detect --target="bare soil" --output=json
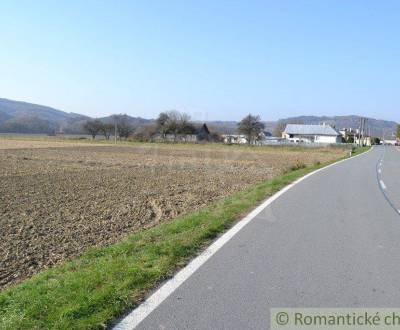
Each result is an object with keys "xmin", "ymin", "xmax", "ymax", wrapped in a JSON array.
[{"xmin": 0, "ymin": 139, "xmax": 347, "ymax": 289}]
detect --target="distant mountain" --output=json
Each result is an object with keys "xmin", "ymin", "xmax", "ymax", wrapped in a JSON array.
[
  {"xmin": 0, "ymin": 98, "xmax": 149, "ymax": 134},
  {"xmin": 99, "ymin": 114, "xmax": 151, "ymax": 128},
  {"xmin": 276, "ymin": 115, "xmax": 398, "ymax": 138},
  {"xmin": 0, "ymin": 98, "xmax": 87, "ymax": 123},
  {"xmin": 0, "ymin": 98, "xmax": 89, "ymax": 134},
  {"xmin": 1, "ymin": 98, "xmax": 397, "ymax": 137}
]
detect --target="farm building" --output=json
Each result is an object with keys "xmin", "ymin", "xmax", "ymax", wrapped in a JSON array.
[{"xmin": 282, "ymin": 123, "xmax": 342, "ymax": 144}]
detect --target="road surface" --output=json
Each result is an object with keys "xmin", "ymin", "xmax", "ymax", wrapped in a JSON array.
[{"xmin": 119, "ymin": 146, "xmax": 400, "ymax": 329}]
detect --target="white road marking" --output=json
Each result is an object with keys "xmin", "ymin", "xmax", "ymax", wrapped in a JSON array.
[
  {"xmin": 113, "ymin": 148, "xmax": 373, "ymax": 330},
  {"xmin": 378, "ymin": 169, "xmax": 382, "ymax": 174},
  {"xmin": 380, "ymin": 180, "xmax": 387, "ymax": 190}
]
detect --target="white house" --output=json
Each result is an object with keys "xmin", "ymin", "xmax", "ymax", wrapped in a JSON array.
[
  {"xmin": 382, "ymin": 139, "xmax": 398, "ymax": 146},
  {"xmin": 282, "ymin": 124, "xmax": 342, "ymax": 144}
]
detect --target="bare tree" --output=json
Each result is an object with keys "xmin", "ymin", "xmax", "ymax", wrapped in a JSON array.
[
  {"xmin": 100, "ymin": 123, "xmax": 114, "ymax": 140},
  {"xmin": 117, "ymin": 121, "xmax": 134, "ymax": 140},
  {"xmin": 165, "ymin": 110, "xmax": 181, "ymax": 141},
  {"xmin": 84, "ymin": 120, "xmax": 103, "ymax": 139},
  {"xmin": 177, "ymin": 113, "xmax": 196, "ymax": 139},
  {"xmin": 273, "ymin": 119, "xmax": 304, "ymax": 137},
  {"xmin": 156, "ymin": 112, "xmax": 170, "ymax": 141},
  {"xmin": 133, "ymin": 123, "xmax": 158, "ymax": 142},
  {"xmin": 155, "ymin": 110, "xmax": 196, "ymax": 142},
  {"xmin": 273, "ymin": 121, "xmax": 286, "ymax": 137},
  {"xmin": 110, "ymin": 115, "xmax": 135, "ymax": 140},
  {"xmin": 237, "ymin": 114, "xmax": 265, "ymax": 144}
]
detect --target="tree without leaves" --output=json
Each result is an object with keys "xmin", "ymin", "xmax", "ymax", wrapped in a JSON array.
[
  {"xmin": 111, "ymin": 114, "xmax": 134, "ymax": 140},
  {"xmin": 155, "ymin": 110, "xmax": 197, "ymax": 142},
  {"xmin": 157, "ymin": 110, "xmax": 194, "ymax": 142},
  {"xmin": 100, "ymin": 123, "xmax": 114, "ymax": 140},
  {"xmin": 272, "ymin": 121, "xmax": 286, "ymax": 137},
  {"xmin": 84, "ymin": 120, "xmax": 103, "ymax": 139},
  {"xmin": 132, "ymin": 123, "xmax": 158, "ymax": 142},
  {"xmin": 117, "ymin": 121, "xmax": 134, "ymax": 140},
  {"xmin": 273, "ymin": 119, "xmax": 305, "ymax": 138},
  {"xmin": 165, "ymin": 110, "xmax": 180, "ymax": 140},
  {"xmin": 237, "ymin": 114, "xmax": 265, "ymax": 144},
  {"xmin": 156, "ymin": 112, "xmax": 170, "ymax": 141},
  {"xmin": 177, "ymin": 113, "xmax": 195, "ymax": 135}
]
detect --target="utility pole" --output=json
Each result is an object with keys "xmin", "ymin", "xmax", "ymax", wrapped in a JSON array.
[
  {"xmin": 114, "ymin": 116, "xmax": 117, "ymax": 145},
  {"xmin": 361, "ymin": 117, "xmax": 366, "ymax": 146},
  {"xmin": 382, "ymin": 128, "xmax": 385, "ymax": 145},
  {"xmin": 363, "ymin": 118, "xmax": 367, "ymax": 146}
]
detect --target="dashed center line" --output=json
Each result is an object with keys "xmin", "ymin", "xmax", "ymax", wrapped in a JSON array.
[{"xmin": 380, "ymin": 180, "xmax": 387, "ymax": 190}]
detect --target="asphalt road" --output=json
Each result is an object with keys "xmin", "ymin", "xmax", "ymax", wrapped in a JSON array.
[{"xmin": 130, "ymin": 146, "xmax": 400, "ymax": 329}]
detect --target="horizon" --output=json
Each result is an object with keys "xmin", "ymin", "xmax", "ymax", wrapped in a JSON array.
[
  {"xmin": 2, "ymin": 96, "xmax": 399, "ymax": 124},
  {"xmin": 2, "ymin": 1, "xmax": 400, "ymax": 122}
]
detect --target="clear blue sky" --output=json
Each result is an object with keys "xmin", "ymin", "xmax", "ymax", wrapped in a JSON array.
[{"xmin": 1, "ymin": 0, "xmax": 399, "ymax": 122}]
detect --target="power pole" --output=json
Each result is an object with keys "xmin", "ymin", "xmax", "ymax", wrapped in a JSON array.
[
  {"xmin": 363, "ymin": 118, "xmax": 367, "ymax": 146},
  {"xmin": 382, "ymin": 128, "xmax": 385, "ymax": 145},
  {"xmin": 362, "ymin": 117, "xmax": 367, "ymax": 146},
  {"xmin": 114, "ymin": 116, "xmax": 117, "ymax": 145}
]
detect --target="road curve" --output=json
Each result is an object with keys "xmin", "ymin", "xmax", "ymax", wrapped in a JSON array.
[{"xmin": 123, "ymin": 146, "xmax": 400, "ymax": 330}]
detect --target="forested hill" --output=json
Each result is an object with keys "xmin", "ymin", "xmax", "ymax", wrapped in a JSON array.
[
  {"xmin": 0, "ymin": 98, "xmax": 397, "ymax": 136},
  {"xmin": 277, "ymin": 115, "xmax": 398, "ymax": 137},
  {"xmin": 0, "ymin": 98, "xmax": 149, "ymax": 134}
]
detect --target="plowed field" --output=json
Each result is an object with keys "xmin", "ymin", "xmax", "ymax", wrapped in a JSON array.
[{"xmin": 0, "ymin": 139, "xmax": 347, "ymax": 288}]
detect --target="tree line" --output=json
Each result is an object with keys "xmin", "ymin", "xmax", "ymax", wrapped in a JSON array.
[
  {"xmin": 84, "ymin": 111, "xmax": 266, "ymax": 144},
  {"xmin": 83, "ymin": 117, "xmax": 133, "ymax": 140}
]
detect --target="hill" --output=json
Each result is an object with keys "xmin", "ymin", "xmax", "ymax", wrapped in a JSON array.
[
  {"xmin": 0, "ymin": 98, "xmax": 89, "ymax": 134},
  {"xmin": 98, "ymin": 114, "xmax": 151, "ymax": 128},
  {"xmin": 276, "ymin": 115, "xmax": 398, "ymax": 137},
  {"xmin": 0, "ymin": 98, "xmax": 149, "ymax": 134},
  {"xmin": 0, "ymin": 98, "xmax": 397, "ymax": 137}
]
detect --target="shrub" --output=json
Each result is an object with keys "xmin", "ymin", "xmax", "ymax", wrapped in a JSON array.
[{"xmin": 283, "ymin": 160, "xmax": 307, "ymax": 174}]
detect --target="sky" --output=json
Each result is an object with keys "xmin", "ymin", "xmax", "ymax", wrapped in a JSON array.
[{"xmin": 1, "ymin": 0, "xmax": 400, "ymax": 122}]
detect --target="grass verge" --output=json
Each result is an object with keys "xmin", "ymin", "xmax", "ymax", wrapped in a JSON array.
[
  {"xmin": 351, "ymin": 146, "xmax": 371, "ymax": 156},
  {"xmin": 0, "ymin": 148, "xmax": 369, "ymax": 329}
]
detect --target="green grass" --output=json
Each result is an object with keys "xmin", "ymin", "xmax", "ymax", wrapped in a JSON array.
[
  {"xmin": 351, "ymin": 145, "xmax": 371, "ymax": 156},
  {"xmin": 0, "ymin": 148, "xmax": 369, "ymax": 330}
]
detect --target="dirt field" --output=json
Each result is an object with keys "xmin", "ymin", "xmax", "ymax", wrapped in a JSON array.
[{"xmin": 0, "ymin": 139, "xmax": 348, "ymax": 289}]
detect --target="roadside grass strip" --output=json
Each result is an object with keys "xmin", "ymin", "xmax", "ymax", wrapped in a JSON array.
[{"xmin": 0, "ymin": 147, "xmax": 369, "ymax": 330}]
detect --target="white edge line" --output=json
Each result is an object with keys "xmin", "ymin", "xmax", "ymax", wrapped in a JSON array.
[
  {"xmin": 380, "ymin": 180, "xmax": 387, "ymax": 190},
  {"xmin": 113, "ymin": 147, "xmax": 373, "ymax": 330}
]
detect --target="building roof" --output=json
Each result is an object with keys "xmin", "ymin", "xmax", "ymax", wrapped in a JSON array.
[{"xmin": 284, "ymin": 124, "xmax": 340, "ymax": 136}]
